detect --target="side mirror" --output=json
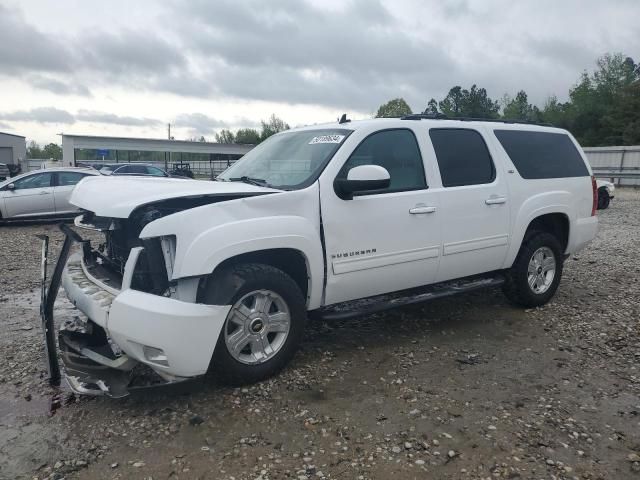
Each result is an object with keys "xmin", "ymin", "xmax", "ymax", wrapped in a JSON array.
[
  {"xmin": 334, "ymin": 165, "xmax": 390, "ymax": 200},
  {"xmin": 6, "ymin": 183, "xmax": 15, "ymax": 191}
]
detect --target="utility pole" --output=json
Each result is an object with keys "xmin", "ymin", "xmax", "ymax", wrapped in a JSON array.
[{"xmin": 168, "ymin": 123, "xmax": 171, "ymax": 140}]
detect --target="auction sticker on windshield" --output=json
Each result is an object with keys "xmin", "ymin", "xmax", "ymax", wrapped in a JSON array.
[{"xmin": 309, "ymin": 135, "xmax": 345, "ymax": 144}]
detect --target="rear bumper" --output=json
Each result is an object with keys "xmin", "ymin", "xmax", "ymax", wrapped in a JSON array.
[{"xmin": 568, "ymin": 216, "xmax": 598, "ymax": 254}]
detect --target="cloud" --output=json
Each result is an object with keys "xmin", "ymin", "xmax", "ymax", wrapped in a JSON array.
[
  {"xmin": 0, "ymin": 108, "xmax": 162, "ymax": 127},
  {"xmin": 0, "ymin": 4, "xmax": 72, "ymax": 73},
  {"xmin": 173, "ymin": 113, "xmax": 228, "ymax": 132},
  {"xmin": 76, "ymin": 110, "xmax": 161, "ymax": 126},
  {"xmin": 27, "ymin": 75, "xmax": 91, "ymax": 96},
  {"xmin": 1, "ymin": 0, "xmax": 640, "ymax": 125},
  {"xmin": 80, "ymin": 29, "xmax": 185, "ymax": 75},
  {"xmin": 0, "ymin": 107, "xmax": 75, "ymax": 124},
  {"xmin": 174, "ymin": 0, "xmax": 455, "ymax": 109}
]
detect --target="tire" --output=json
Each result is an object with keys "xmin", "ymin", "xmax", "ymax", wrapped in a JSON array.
[
  {"xmin": 202, "ymin": 263, "xmax": 307, "ymax": 385},
  {"xmin": 597, "ymin": 188, "xmax": 610, "ymax": 210},
  {"xmin": 502, "ymin": 231, "xmax": 564, "ymax": 308}
]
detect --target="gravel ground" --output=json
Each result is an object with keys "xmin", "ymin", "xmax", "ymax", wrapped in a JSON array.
[{"xmin": 1, "ymin": 190, "xmax": 639, "ymax": 480}]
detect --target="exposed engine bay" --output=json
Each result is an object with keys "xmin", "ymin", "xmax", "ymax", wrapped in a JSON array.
[{"xmin": 75, "ymin": 194, "xmax": 255, "ymax": 295}]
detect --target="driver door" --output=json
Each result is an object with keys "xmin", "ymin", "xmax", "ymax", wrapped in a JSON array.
[
  {"xmin": 3, "ymin": 172, "xmax": 55, "ymax": 218},
  {"xmin": 320, "ymin": 128, "xmax": 441, "ymax": 305}
]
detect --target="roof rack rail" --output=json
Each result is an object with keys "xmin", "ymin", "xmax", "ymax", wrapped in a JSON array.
[{"xmin": 400, "ymin": 113, "xmax": 554, "ymax": 127}]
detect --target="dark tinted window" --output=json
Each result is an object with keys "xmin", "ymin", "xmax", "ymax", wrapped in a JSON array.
[
  {"xmin": 12, "ymin": 172, "xmax": 53, "ymax": 190},
  {"xmin": 57, "ymin": 172, "xmax": 87, "ymax": 186},
  {"xmin": 494, "ymin": 130, "xmax": 589, "ymax": 179},
  {"xmin": 429, "ymin": 129, "xmax": 495, "ymax": 187},
  {"xmin": 339, "ymin": 129, "xmax": 426, "ymax": 193},
  {"xmin": 145, "ymin": 166, "xmax": 166, "ymax": 177}
]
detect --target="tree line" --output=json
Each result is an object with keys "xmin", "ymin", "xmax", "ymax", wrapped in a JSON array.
[{"xmin": 375, "ymin": 53, "xmax": 640, "ymax": 147}]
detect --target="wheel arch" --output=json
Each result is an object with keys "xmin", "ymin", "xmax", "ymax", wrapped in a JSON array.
[
  {"xmin": 200, "ymin": 248, "xmax": 311, "ymax": 306},
  {"xmin": 506, "ymin": 206, "xmax": 571, "ymax": 268}
]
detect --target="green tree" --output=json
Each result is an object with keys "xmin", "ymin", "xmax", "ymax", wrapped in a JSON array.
[
  {"xmin": 215, "ymin": 129, "xmax": 235, "ymax": 144},
  {"xmin": 603, "ymin": 80, "xmax": 640, "ymax": 145},
  {"xmin": 375, "ymin": 98, "xmax": 412, "ymax": 118},
  {"xmin": 439, "ymin": 85, "xmax": 499, "ymax": 118},
  {"xmin": 260, "ymin": 114, "xmax": 290, "ymax": 141},
  {"xmin": 503, "ymin": 91, "xmax": 531, "ymax": 120},
  {"xmin": 424, "ymin": 98, "xmax": 439, "ymax": 115},
  {"xmin": 42, "ymin": 143, "xmax": 62, "ymax": 160},
  {"xmin": 540, "ymin": 96, "xmax": 572, "ymax": 129},
  {"xmin": 567, "ymin": 53, "xmax": 638, "ymax": 145},
  {"xmin": 235, "ymin": 128, "xmax": 261, "ymax": 144},
  {"xmin": 26, "ymin": 140, "xmax": 43, "ymax": 159}
]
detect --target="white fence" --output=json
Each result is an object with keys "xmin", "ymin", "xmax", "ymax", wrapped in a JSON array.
[{"xmin": 583, "ymin": 146, "xmax": 640, "ymax": 186}]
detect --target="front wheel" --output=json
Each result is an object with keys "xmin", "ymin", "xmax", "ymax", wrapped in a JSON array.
[
  {"xmin": 502, "ymin": 232, "xmax": 563, "ymax": 308},
  {"xmin": 202, "ymin": 263, "xmax": 307, "ymax": 385}
]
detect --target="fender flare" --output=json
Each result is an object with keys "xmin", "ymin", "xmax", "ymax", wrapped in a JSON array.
[
  {"xmin": 173, "ymin": 216, "xmax": 324, "ymax": 309},
  {"xmin": 505, "ymin": 198, "xmax": 572, "ymax": 268}
]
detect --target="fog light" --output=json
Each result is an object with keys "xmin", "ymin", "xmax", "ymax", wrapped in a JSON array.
[{"xmin": 142, "ymin": 345, "xmax": 169, "ymax": 366}]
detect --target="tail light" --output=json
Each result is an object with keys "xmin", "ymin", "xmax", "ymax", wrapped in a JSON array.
[{"xmin": 591, "ymin": 176, "xmax": 598, "ymax": 216}]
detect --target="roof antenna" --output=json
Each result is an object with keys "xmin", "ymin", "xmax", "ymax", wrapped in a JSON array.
[{"xmin": 338, "ymin": 113, "xmax": 350, "ymax": 124}]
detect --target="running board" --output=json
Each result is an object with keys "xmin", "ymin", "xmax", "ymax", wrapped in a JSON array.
[{"xmin": 314, "ymin": 275, "xmax": 505, "ymax": 321}]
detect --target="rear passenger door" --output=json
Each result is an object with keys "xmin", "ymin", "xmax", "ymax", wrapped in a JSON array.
[
  {"xmin": 53, "ymin": 171, "xmax": 90, "ymax": 214},
  {"xmin": 429, "ymin": 128, "xmax": 510, "ymax": 282}
]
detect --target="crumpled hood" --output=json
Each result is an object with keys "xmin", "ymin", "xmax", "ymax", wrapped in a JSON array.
[{"xmin": 70, "ymin": 176, "xmax": 276, "ymax": 218}]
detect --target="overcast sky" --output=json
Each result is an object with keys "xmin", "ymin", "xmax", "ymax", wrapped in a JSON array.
[{"xmin": 0, "ymin": 0, "xmax": 638, "ymax": 144}]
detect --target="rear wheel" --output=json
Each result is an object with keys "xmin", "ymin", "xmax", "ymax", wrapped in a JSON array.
[
  {"xmin": 203, "ymin": 263, "xmax": 307, "ymax": 385},
  {"xmin": 597, "ymin": 188, "xmax": 610, "ymax": 209},
  {"xmin": 503, "ymin": 232, "xmax": 563, "ymax": 308}
]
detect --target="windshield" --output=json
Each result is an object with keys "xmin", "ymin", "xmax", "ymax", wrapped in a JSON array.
[{"xmin": 218, "ymin": 128, "xmax": 352, "ymax": 189}]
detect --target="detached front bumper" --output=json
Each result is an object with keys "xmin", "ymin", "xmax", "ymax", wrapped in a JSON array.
[{"xmin": 40, "ymin": 224, "xmax": 230, "ymax": 397}]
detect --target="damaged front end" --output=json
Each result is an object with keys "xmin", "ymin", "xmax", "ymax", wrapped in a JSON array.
[{"xmin": 40, "ymin": 217, "xmax": 230, "ymax": 398}]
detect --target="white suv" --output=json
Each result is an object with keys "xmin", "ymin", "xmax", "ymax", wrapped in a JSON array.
[{"xmin": 43, "ymin": 116, "xmax": 598, "ymax": 397}]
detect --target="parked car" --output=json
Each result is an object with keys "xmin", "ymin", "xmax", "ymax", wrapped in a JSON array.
[
  {"xmin": 596, "ymin": 179, "xmax": 615, "ymax": 209},
  {"xmin": 0, "ymin": 167, "xmax": 99, "ymax": 221},
  {"xmin": 99, "ymin": 163, "xmax": 187, "ymax": 178},
  {"xmin": 43, "ymin": 116, "xmax": 598, "ymax": 397}
]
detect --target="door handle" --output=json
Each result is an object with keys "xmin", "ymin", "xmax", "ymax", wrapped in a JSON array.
[
  {"xmin": 485, "ymin": 196, "xmax": 507, "ymax": 205},
  {"xmin": 39, "ymin": 191, "xmax": 50, "ymax": 195},
  {"xmin": 409, "ymin": 205, "xmax": 437, "ymax": 214}
]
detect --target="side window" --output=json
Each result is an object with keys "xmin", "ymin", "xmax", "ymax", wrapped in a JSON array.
[
  {"xmin": 429, "ymin": 129, "xmax": 495, "ymax": 187},
  {"xmin": 12, "ymin": 172, "xmax": 53, "ymax": 190},
  {"xmin": 57, "ymin": 172, "xmax": 86, "ymax": 186},
  {"xmin": 494, "ymin": 130, "xmax": 589, "ymax": 179},
  {"xmin": 338, "ymin": 129, "xmax": 426, "ymax": 193},
  {"xmin": 127, "ymin": 165, "xmax": 147, "ymax": 174},
  {"xmin": 145, "ymin": 166, "xmax": 166, "ymax": 177}
]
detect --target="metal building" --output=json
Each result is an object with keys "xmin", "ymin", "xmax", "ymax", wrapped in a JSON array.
[
  {"xmin": 0, "ymin": 132, "xmax": 27, "ymax": 165},
  {"xmin": 61, "ymin": 134, "xmax": 254, "ymax": 177}
]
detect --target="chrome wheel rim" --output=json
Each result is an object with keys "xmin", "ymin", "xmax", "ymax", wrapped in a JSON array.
[
  {"xmin": 527, "ymin": 246, "xmax": 556, "ymax": 294},
  {"xmin": 224, "ymin": 289, "xmax": 291, "ymax": 365}
]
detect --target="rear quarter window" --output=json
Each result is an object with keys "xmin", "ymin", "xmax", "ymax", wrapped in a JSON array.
[{"xmin": 494, "ymin": 130, "xmax": 589, "ymax": 179}]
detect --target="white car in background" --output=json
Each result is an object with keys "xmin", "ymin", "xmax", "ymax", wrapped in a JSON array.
[
  {"xmin": 596, "ymin": 179, "xmax": 615, "ymax": 209},
  {"xmin": 0, "ymin": 167, "xmax": 99, "ymax": 221}
]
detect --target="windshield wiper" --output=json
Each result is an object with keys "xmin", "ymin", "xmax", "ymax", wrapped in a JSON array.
[{"xmin": 229, "ymin": 176, "xmax": 270, "ymax": 187}]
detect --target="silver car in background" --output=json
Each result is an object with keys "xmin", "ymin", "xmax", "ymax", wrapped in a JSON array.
[{"xmin": 0, "ymin": 167, "xmax": 99, "ymax": 221}]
